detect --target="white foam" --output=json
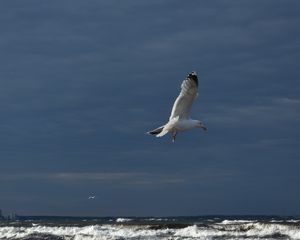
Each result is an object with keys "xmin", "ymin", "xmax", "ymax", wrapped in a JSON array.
[
  {"xmin": 287, "ymin": 219, "xmax": 300, "ymax": 223},
  {"xmin": 145, "ymin": 218, "xmax": 169, "ymax": 222},
  {"xmin": 246, "ymin": 222, "xmax": 300, "ymax": 239},
  {"xmin": 270, "ymin": 219, "xmax": 300, "ymax": 223},
  {"xmin": 175, "ymin": 223, "xmax": 300, "ymax": 239},
  {"xmin": 219, "ymin": 219, "xmax": 256, "ymax": 224},
  {"xmin": 0, "ymin": 222, "xmax": 299, "ymax": 240},
  {"xmin": 270, "ymin": 220, "xmax": 284, "ymax": 223},
  {"xmin": 0, "ymin": 225, "xmax": 167, "ymax": 239},
  {"xmin": 116, "ymin": 218, "xmax": 132, "ymax": 223}
]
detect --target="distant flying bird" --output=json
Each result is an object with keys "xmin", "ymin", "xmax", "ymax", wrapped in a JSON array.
[
  {"xmin": 147, "ymin": 71, "xmax": 207, "ymax": 142},
  {"xmin": 88, "ymin": 196, "xmax": 95, "ymax": 199}
]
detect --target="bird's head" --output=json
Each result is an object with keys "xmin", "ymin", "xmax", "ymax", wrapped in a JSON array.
[{"xmin": 196, "ymin": 120, "xmax": 207, "ymax": 131}]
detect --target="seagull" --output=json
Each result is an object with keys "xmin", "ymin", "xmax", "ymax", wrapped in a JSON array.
[{"xmin": 147, "ymin": 71, "xmax": 207, "ymax": 142}]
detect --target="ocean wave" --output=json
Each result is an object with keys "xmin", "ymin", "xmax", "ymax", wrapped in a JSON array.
[
  {"xmin": 0, "ymin": 225, "xmax": 171, "ymax": 240},
  {"xmin": 175, "ymin": 223, "xmax": 300, "ymax": 239},
  {"xmin": 270, "ymin": 220, "xmax": 284, "ymax": 223},
  {"xmin": 115, "ymin": 218, "xmax": 132, "ymax": 223},
  {"xmin": 0, "ymin": 222, "xmax": 300, "ymax": 239},
  {"xmin": 287, "ymin": 220, "xmax": 300, "ymax": 223},
  {"xmin": 145, "ymin": 218, "xmax": 169, "ymax": 221},
  {"xmin": 271, "ymin": 219, "xmax": 300, "ymax": 223},
  {"xmin": 219, "ymin": 219, "xmax": 256, "ymax": 224}
]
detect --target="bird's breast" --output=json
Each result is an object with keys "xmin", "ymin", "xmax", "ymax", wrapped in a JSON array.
[{"xmin": 175, "ymin": 119, "xmax": 196, "ymax": 131}]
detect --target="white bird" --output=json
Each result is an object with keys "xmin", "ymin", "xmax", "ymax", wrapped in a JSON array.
[
  {"xmin": 147, "ymin": 71, "xmax": 207, "ymax": 142},
  {"xmin": 88, "ymin": 196, "xmax": 95, "ymax": 199}
]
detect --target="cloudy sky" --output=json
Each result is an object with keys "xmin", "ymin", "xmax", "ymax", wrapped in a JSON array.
[{"xmin": 0, "ymin": 0, "xmax": 299, "ymax": 216}]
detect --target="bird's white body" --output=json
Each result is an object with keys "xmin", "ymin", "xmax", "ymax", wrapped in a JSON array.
[
  {"xmin": 175, "ymin": 119, "xmax": 200, "ymax": 131},
  {"xmin": 157, "ymin": 117, "xmax": 201, "ymax": 137},
  {"xmin": 148, "ymin": 71, "xmax": 207, "ymax": 142}
]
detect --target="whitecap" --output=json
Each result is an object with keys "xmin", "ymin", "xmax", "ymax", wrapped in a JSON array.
[
  {"xmin": 287, "ymin": 219, "xmax": 300, "ymax": 223},
  {"xmin": 1, "ymin": 222, "xmax": 300, "ymax": 240},
  {"xmin": 175, "ymin": 223, "xmax": 300, "ymax": 239},
  {"xmin": 116, "ymin": 218, "xmax": 132, "ymax": 223},
  {"xmin": 219, "ymin": 219, "xmax": 256, "ymax": 224}
]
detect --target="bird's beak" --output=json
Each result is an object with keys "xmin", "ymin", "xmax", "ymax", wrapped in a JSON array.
[{"xmin": 202, "ymin": 126, "xmax": 208, "ymax": 131}]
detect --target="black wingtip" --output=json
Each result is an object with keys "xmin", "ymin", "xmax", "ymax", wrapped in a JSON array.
[{"xmin": 187, "ymin": 71, "xmax": 198, "ymax": 86}]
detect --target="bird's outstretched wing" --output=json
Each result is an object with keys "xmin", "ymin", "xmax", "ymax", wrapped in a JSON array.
[{"xmin": 169, "ymin": 71, "xmax": 198, "ymax": 120}]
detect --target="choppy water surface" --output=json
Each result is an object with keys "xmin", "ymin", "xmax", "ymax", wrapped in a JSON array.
[{"xmin": 1, "ymin": 216, "xmax": 300, "ymax": 239}]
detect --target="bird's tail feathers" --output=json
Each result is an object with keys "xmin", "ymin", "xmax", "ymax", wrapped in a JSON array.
[{"xmin": 153, "ymin": 117, "xmax": 179, "ymax": 138}]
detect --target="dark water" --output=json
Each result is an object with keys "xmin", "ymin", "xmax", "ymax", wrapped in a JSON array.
[{"xmin": 1, "ymin": 216, "xmax": 300, "ymax": 239}]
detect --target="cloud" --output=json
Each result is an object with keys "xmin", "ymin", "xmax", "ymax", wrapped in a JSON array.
[
  {"xmin": 0, "ymin": 168, "xmax": 239, "ymax": 187},
  {"xmin": 0, "ymin": 172, "xmax": 186, "ymax": 186}
]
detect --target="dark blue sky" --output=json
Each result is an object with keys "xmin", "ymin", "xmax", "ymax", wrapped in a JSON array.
[{"xmin": 0, "ymin": 0, "xmax": 300, "ymax": 216}]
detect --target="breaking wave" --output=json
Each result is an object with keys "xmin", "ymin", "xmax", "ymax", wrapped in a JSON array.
[
  {"xmin": 115, "ymin": 218, "xmax": 132, "ymax": 223},
  {"xmin": 0, "ymin": 220, "xmax": 300, "ymax": 240}
]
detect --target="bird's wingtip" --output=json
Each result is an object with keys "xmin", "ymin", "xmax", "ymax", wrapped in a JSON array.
[{"xmin": 187, "ymin": 71, "xmax": 198, "ymax": 86}]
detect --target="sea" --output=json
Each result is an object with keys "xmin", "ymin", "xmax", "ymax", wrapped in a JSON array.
[{"xmin": 1, "ymin": 216, "xmax": 300, "ymax": 240}]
